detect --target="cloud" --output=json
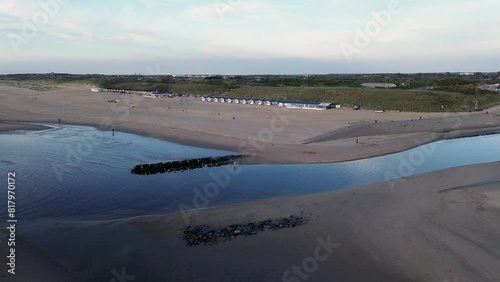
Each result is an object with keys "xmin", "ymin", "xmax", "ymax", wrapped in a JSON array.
[{"xmin": 0, "ymin": 0, "xmax": 499, "ymax": 72}]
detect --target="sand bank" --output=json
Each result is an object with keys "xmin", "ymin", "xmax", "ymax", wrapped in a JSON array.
[
  {"xmin": 1, "ymin": 85, "xmax": 500, "ymax": 164},
  {"xmin": 127, "ymin": 162, "xmax": 500, "ymax": 281},
  {"xmin": 0, "ymin": 121, "xmax": 51, "ymax": 132}
]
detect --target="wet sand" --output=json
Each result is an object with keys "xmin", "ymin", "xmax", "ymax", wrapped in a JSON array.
[
  {"xmin": 0, "ymin": 121, "xmax": 50, "ymax": 132},
  {"xmin": 126, "ymin": 161, "xmax": 500, "ymax": 281}
]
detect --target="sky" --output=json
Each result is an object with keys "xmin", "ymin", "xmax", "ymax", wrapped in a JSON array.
[{"xmin": 0, "ymin": 0, "xmax": 499, "ymax": 74}]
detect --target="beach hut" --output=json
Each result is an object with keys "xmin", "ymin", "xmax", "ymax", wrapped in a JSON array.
[
  {"xmin": 226, "ymin": 98, "xmax": 232, "ymax": 103},
  {"xmin": 241, "ymin": 99, "xmax": 247, "ymax": 104},
  {"xmin": 257, "ymin": 100, "xmax": 263, "ymax": 105},
  {"xmin": 206, "ymin": 97, "xmax": 212, "ymax": 102},
  {"xmin": 249, "ymin": 100, "xmax": 255, "ymax": 105},
  {"xmin": 265, "ymin": 100, "xmax": 271, "ymax": 106},
  {"xmin": 233, "ymin": 99, "xmax": 240, "ymax": 104},
  {"xmin": 201, "ymin": 97, "xmax": 206, "ymax": 102},
  {"xmin": 213, "ymin": 97, "xmax": 219, "ymax": 102}
]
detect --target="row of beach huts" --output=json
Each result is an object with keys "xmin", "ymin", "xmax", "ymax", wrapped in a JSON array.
[
  {"xmin": 91, "ymin": 87, "xmax": 179, "ymax": 98},
  {"xmin": 91, "ymin": 87, "xmax": 340, "ymax": 110},
  {"xmin": 201, "ymin": 97, "xmax": 340, "ymax": 110}
]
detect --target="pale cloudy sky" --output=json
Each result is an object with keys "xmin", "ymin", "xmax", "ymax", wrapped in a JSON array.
[{"xmin": 1, "ymin": 0, "xmax": 499, "ymax": 74}]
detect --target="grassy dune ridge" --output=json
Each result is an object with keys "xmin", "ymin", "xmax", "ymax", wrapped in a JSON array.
[
  {"xmin": 219, "ymin": 85, "xmax": 500, "ymax": 112},
  {"xmin": 1, "ymin": 73, "xmax": 499, "ymax": 112}
]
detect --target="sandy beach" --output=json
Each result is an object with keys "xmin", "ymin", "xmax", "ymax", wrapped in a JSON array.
[
  {"xmin": 1, "ymin": 85, "xmax": 499, "ymax": 281},
  {"xmin": 121, "ymin": 162, "xmax": 500, "ymax": 281},
  {"xmin": 1, "ymin": 85, "xmax": 499, "ymax": 164}
]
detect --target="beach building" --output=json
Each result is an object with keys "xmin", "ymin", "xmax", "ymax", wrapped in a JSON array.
[
  {"xmin": 226, "ymin": 98, "xmax": 232, "ymax": 103},
  {"xmin": 90, "ymin": 86, "xmax": 102, "ymax": 93},
  {"xmin": 278, "ymin": 101, "xmax": 333, "ymax": 110},
  {"xmin": 201, "ymin": 97, "xmax": 206, "ymax": 101},
  {"xmin": 249, "ymin": 99, "xmax": 255, "ymax": 105},
  {"xmin": 257, "ymin": 100, "xmax": 263, "ymax": 105},
  {"xmin": 361, "ymin": 83, "xmax": 397, "ymax": 88},
  {"xmin": 241, "ymin": 99, "xmax": 247, "ymax": 104},
  {"xmin": 213, "ymin": 97, "xmax": 219, "ymax": 102}
]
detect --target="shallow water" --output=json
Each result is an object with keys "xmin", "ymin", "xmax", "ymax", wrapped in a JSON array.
[{"xmin": 0, "ymin": 124, "xmax": 499, "ymax": 222}]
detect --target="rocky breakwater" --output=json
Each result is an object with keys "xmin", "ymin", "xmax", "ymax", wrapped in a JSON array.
[
  {"xmin": 131, "ymin": 155, "xmax": 244, "ymax": 175},
  {"xmin": 182, "ymin": 214, "xmax": 310, "ymax": 247}
]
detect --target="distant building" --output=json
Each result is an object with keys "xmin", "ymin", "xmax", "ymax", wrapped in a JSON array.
[
  {"xmin": 361, "ymin": 83, "xmax": 397, "ymax": 88},
  {"xmin": 90, "ymin": 86, "xmax": 102, "ymax": 92},
  {"xmin": 278, "ymin": 101, "xmax": 333, "ymax": 110},
  {"xmin": 459, "ymin": 72, "xmax": 475, "ymax": 76}
]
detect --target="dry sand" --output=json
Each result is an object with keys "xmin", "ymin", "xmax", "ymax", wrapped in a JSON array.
[{"xmin": 1, "ymin": 85, "xmax": 499, "ymax": 163}]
